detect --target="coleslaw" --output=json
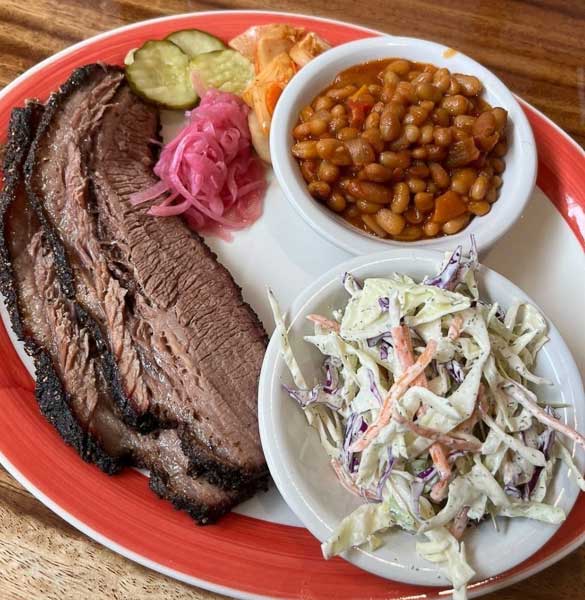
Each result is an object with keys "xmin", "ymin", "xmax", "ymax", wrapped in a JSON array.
[{"xmin": 268, "ymin": 241, "xmax": 585, "ymax": 599}]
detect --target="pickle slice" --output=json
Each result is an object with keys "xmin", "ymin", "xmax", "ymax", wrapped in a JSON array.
[
  {"xmin": 189, "ymin": 49, "xmax": 254, "ymax": 95},
  {"xmin": 125, "ymin": 40, "xmax": 198, "ymax": 110},
  {"xmin": 166, "ymin": 29, "xmax": 227, "ymax": 57}
]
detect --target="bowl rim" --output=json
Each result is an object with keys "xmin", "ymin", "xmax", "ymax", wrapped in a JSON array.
[
  {"xmin": 258, "ymin": 247, "xmax": 585, "ymax": 587},
  {"xmin": 270, "ymin": 35, "xmax": 537, "ymax": 255}
]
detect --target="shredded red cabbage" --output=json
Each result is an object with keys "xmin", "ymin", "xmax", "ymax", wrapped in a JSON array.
[{"xmin": 130, "ymin": 89, "xmax": 267, "ymax": 241}]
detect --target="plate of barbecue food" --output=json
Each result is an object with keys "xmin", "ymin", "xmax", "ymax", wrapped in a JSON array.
[{"xmin": 0, "ymin": 10, "xmax": 584, "ymax": 600}]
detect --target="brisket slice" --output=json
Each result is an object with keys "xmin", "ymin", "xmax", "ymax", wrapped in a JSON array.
[
  {"xmin": 26, "ymin": 64, "xmax": 268, "ymax": 490},
  {"xmin": 90, "ymin": 85, "xmax": 268, "ymax": 489},
  {"xmin": 24, "ymin": 64, "xmax": 156, "ymax": 433},
  {"xmin": 0, "ymin": 102, "xmax": 121, "ymax": 474},
  {"xmin": 1, "ymin": 104, "xmax": 258, "ymax": 523}
]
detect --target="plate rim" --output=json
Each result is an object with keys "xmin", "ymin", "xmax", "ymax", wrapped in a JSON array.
[{"xmin": 0, "ymin": 8, "xmax": 583, "ymax": 600}]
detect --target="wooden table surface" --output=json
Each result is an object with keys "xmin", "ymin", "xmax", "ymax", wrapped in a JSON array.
[{"xmin": 1, "ymin": 1, "xmax": 584, "ymax": 599}]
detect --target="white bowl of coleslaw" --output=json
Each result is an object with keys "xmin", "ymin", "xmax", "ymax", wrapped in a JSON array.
[{"xmin": 258, "ymin": 246, "xmax": 584, "ymax": 595}]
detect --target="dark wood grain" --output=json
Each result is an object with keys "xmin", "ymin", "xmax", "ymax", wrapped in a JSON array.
[{"xmin": 0, "ymin": 1, "xmax": 584, "ymax": 599}]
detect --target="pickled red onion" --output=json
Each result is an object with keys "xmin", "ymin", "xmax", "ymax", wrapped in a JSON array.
[{"xmin": 130, "ymin": 89, "xmax": 267, "ymax": 241}]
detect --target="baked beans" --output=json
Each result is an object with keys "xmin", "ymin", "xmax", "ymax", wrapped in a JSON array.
[{"xmin": 291, "ymin": 58, "xmax": 509, "ymax": 240}]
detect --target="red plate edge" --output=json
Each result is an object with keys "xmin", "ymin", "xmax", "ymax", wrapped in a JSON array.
[{"xmin": 0, "ymin": 10, "xmax": 583, "ymax": 600}]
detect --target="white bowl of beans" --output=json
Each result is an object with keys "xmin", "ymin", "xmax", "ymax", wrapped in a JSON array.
[{"xmin": 270, "ymin": 36, "xmax": 537, "ymax": 253}]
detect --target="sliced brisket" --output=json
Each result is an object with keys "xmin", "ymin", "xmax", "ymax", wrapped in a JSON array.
[
  {"xmin": 2, "ymin": 102, "xmax": 258, "ymax": 523},
  {"xmin": 25, "ymin": 64, "xmax": 268, "ymax": 490}
]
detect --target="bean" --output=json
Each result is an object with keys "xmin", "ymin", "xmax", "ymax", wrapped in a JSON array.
[
  {"xmin": 490, "ymin": 158, "xmax": 506, "ymax": 174},
  {"xmin": 361, "ymin": 128, "xmax": 384, "ymax": 152},
  {"xmin": 404, "ymin": 105, "xmax": 430, "ymax": 126},
  {"xmin": 427, "ymin": 145, "xmax": 448, "ymax": 161},
  {"xmin": 412, "ymin": 72, "xmax": 433, "ymax": 85},
  {"xmin": 318, "ymin": 161, "xmax": 340, "ymax": 183},
  {"xmin": 429, "ymin": 162, "xmax": 450, "ymax": 188},
  {"xmin": 356, "ymin": 199, "xmax": 381, "ymax": 214},
  {"xmin": 308, "ymin": 181, "xmax": 331, "ymax": 199},
  {"xmin": 337, "ymin": 127, "xmax": 360, "ymax": 141},
  {"xmin": 441, "ymin": 95, "xmax": 470, "ymax": 116},
  {"xmin": 371, "ymin": 101, "xmax": 386, "ymax": 114},
  {"xmin": 492, "ymin": 107, "xmax": 508, "ymax": 132},
  {"xmin": 405, "ymin": 207, "xmax": 425, "ymax": 224},
  {"xmin": 293, "ymin": 119, "xmax": 328, "ymax": 139},
  {"xmin": 395, "ymin": 81, "xmax": 417, "ymax": 104},
  {"xmin": 386, "ymin": 102, "xmax": 407, "ymax": 119},
  {"xmin": 442, "ymin": 214, "xmax": 470, "ymax": 235},
  {"xmin": 345, "ymin": 138, "xmax": 375, "ymax": 166},
  {"xmin": 382, "ymin": 69, "xmax": 401, "ymax": 87},
  {"xmin": 346, "ymin": 180, "xmax": 392, "ymax": 203},
  {"xmin": 345, "ymin": 205, "xmax": 360, "ymax": 218},
  {"xmin": 408, "ymin": 164, "xmax": 430, "ymax": 179},
  {"xmin": 426, "ymin": 181, "xmax": 438, "ymax": 194},
  {"xmin": 407, "ymin": 178, "xmax": 426, "ymax": 194},
  {"xmin": 331, "ymin": 104, "xmax": 346, "ymax": 118},
  {"xmin": 330, "ymin": 146, "xmax": 353, "ymax": 166},
  {"xmin": 433, "ymin": 68, "xmax": 451, "ymax": 93},
  {"xmin": 375, "ymin": 208, "xmax": 406, "ymax": 235},
  {"xmin": 312, "ymin": 109, "xmax": 332, "ymax": 122},
  {"xmin": 492, "ymin": 174, "xmax": 503, "ymax": 188},
  {"xmin": 316, "ymin": 139, "xmax": 341, "ymax": 160},
  {"xmin": 404, "ymin": 124, "xmax": 421, "ymax": 143},
  {"xmin": 361, "ymin": 214, "xmax": 388, "ymax": 237},
  {"xmin": 420, "ymin": 124, "xmax": 434, "ymax": 144},
  {"xmin": 453, "ymin": 115, "xmax": 476, "ymax": 131},
  {"xmin": 300, "ymin": 159, "xmax": 319, "ymax": 183},
  {"xmin": 391, "ymin": 167, "xmax": 406, "ymax": 181},
  {"xmin": 470, "ymin": 174, "xmax": 489, "ymax": 200},
  {"xmin": 411, "ymin": 146, "xmax": 428, "ymax": 160},
  {"xmin": 380, "ymin": 109, "xmax": 402, "ymax": 141},
  {"xmin": 395, "ymin": 225, "xmax": 423, "ymax": 241},
  {"xmin": 486, "ymin": 187, "xmax": 498, "ymax": 203},
  {"xmin": 423, "ymin": 220, "xmax": 441, "ymax": 237},
  {"xmin": 453, "ymin": 73, "xmax": 482, "ymax": 96},
  {"xmin": 381, "ymin": 83, "xmax": 398, "ymax": 102},
  {"xmin": 452, "ymin": 128, "xmax": 471, "ymax": 141},
  {"xmin": 431, "ymin": 107, "xmax": 450, "ymax": 127},
  {"xmin": 407, "ymin": 70, "xmax": 422, "ymax": 82},
  {"xmin": 388, "ymin": 59, "xmax": 411, "ymax": 76},
  {"xmin": 327, "ymin": 192, "xmax": 346, "ymax": 212},
  {"xmin": 433, "ymin": 127, "xmax": 453, "ymax": 147},
  {"xmin": 300, "ymin": 106, "xmax": 314, "ymax": 122},
  {"xmin": 389, "ymin": 132, "xmax": 411, "ymax": 151},
  {"xmin": 326, "ymin": 85, "xmax": 357, "ymax": 99},
  {"xmin": 414, "ymin": 192, "xmax": 435, "ymax": 212},
  {"xmin": 292, "ymin": 141, "xmax": 319, "ymax": 159},
  {"xmin": 314, "ymin": 95, "xmax": 335, "ymax": 111},
  {"xmin": 447, "ymin": 77, "xmax": 461, "ymax": 95},
  {"xmin": 468, "ymin": 200, "xmax": 491, "ymax": 216},
  {"xmin": 329, "ymin": 117, "xmax": 348, "ymax": 133},
  {"xmin": 492, "ymin": 140, "xmax": 508, "ymax": 157},
  {"xmin": 450, "ymin": 168, "xmax": 477, "ymax": 194},
  {"xmin": 380, "ymin": 150, "xmax": 411, "ymax": 169},
  {"xmin": 415, "ymin": 82, "xmax": 441, "ymax": 102},
  {"xmin": 391, "ymin": 182, "xmax": 411, "ymax": 213},
  {"xmin": 365, "ymin": 111, "xmax": 381, "ymax": 129},
  {"xmin": 368, "ymin": 84, "xmax": 383, "ymax": 97},
  {"xmin": 360, "ymin": 163, "xmax": 393, "ymax": 182}
]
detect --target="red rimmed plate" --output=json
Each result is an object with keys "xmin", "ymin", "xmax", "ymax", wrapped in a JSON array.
[{"xmin": 0, "ymin": 10, "xmax": 583, "ymax": 600}]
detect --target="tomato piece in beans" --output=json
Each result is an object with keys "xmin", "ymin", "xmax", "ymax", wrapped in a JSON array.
[{"xmin": 291, "ymin": 57, "xmax": 509, "ymax": 240}]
